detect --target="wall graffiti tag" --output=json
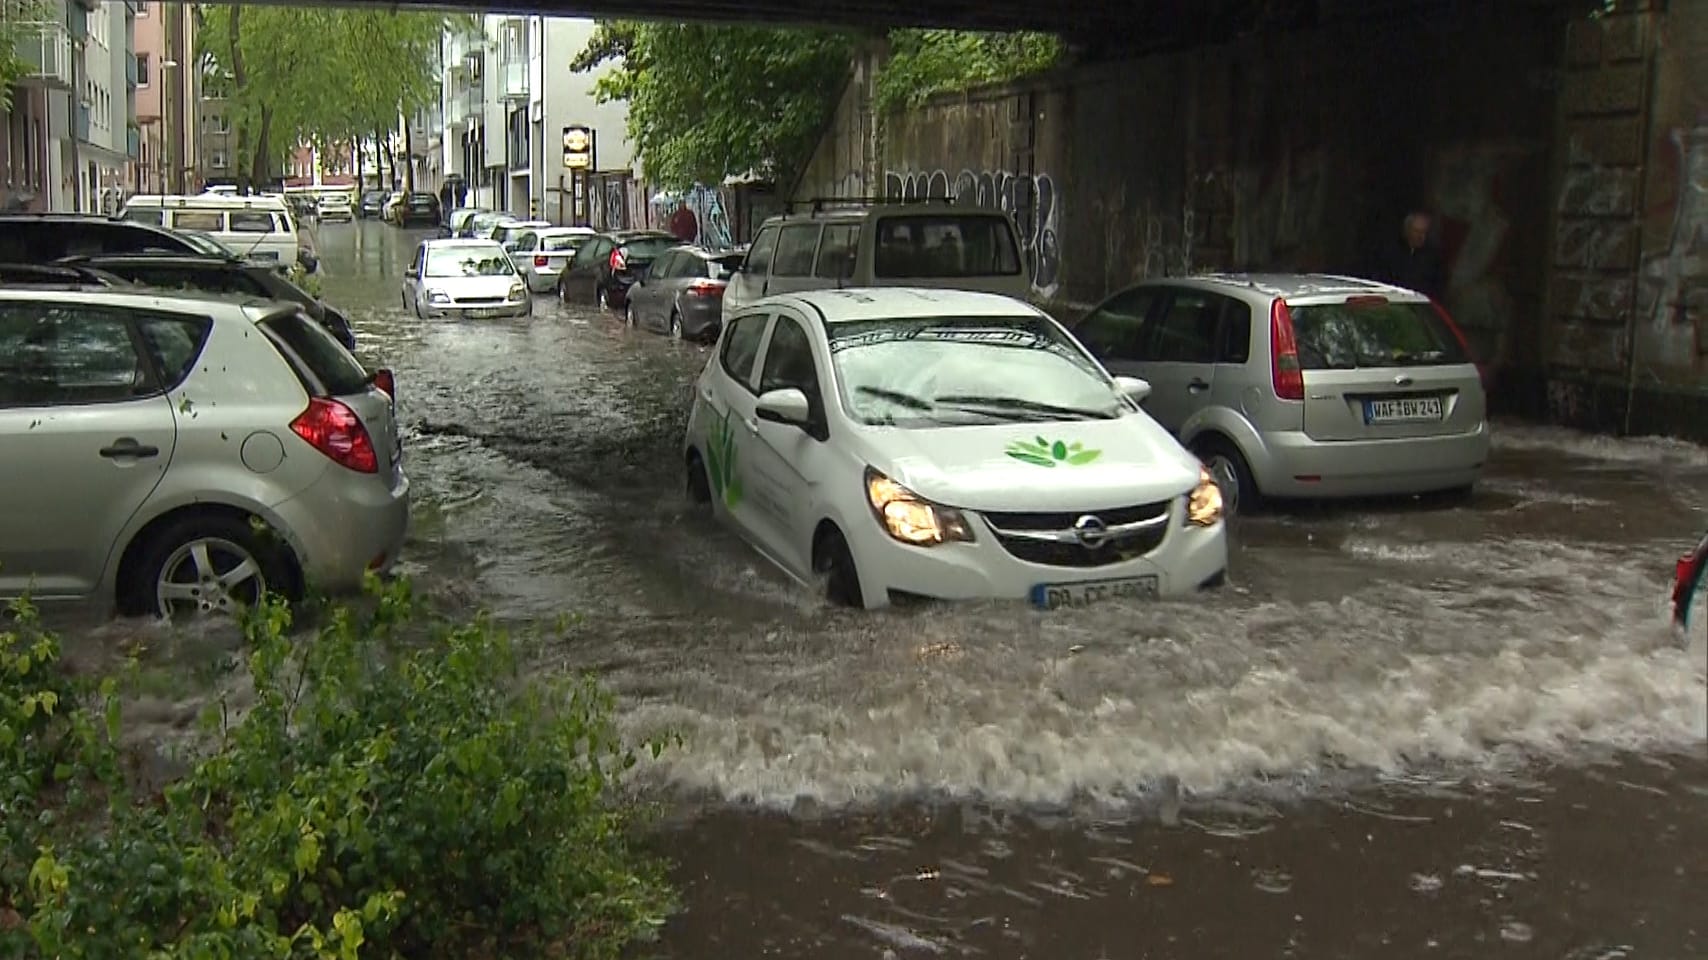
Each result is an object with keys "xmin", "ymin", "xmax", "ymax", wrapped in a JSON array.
[{"xmin": 882, "ymin": 168, "xmax": 1061, "ymax": 297}]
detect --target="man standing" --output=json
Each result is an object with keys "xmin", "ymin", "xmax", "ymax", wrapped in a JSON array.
[{"xmin": 1378, "ymin": 211, "xmax": 1447, "ymax": 301}]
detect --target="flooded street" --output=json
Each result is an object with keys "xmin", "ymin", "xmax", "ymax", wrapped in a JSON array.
[{"xmin": 209, "ymin": 223, "xmax": 1708, "ymax": 954}]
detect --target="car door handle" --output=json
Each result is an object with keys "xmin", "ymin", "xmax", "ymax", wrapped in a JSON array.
[
  {"xmin": 99, "ymin": 438, "xmax": 159, "ymax": 459},
  {"xmin": 1187, "ymin": 378, "xmax": 1211, "ymax": 392},
  {"xmin": 743, "ymin": 416, "xmax": 760, "ymax": 434}
]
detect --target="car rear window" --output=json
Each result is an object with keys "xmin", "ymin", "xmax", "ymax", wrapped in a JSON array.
[
  {"xmin": 259, "ymin": 311, "xmax": 369, "ymax": 396},
  {"xmin": 1288, "ymin": 299, "xmax": 1468, "ymax": 369},
  {"xmin": 873, "ymin": 215, "xmax": 1021, "ymax": 279},
  {"xmin": 542, "ymin": 235, "xmax": 586, "ymax": 252},
  {"xmin": 622, "ymin": 237, "xmax": 679, "ymax": 260},
  {"xmin": 137, "ymin": 313, "xmax": 214, "ymax": 387},
  {"xmin": 709, "ymin": 254, "xmax": 744, "ymax": 279}
]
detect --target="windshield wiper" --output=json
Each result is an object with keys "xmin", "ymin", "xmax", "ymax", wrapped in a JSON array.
[
  {"xmin": 856, "ymin": 385, "xmax": 934, "ymax": 411},
  {"xmin": 933, "ymin": 394, "xmax": 1118, "ymax": 420}
]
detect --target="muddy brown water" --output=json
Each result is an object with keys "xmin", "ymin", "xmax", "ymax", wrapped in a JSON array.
[{"xmin": 51, "ymin": 222, "xmax": 1708, "ymax": 957}]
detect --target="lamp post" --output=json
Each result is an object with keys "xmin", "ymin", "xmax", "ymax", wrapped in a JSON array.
[{"xmin": 158, "ymin": 58, "xmax": 179, "ymax": 194}]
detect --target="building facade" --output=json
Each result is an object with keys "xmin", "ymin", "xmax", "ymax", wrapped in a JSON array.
[{"xmin": 131, "ymin": 0, "xmax": 195, "ymax": 195}]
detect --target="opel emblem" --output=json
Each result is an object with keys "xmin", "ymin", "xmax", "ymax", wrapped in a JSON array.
[{"xmin": 1072, "ymin": 514, "xmax": 1109, "ymax": 548}]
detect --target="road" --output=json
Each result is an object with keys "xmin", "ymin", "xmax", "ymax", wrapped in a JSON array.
[{"xmin": 130, "ymin": 221, "xmax": 1708, "ymax": 956}]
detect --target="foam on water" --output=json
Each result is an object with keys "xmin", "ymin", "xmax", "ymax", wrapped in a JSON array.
[{"xmin": 1492, "ymin": 421, "xmax": 1708, "ymax": 470}]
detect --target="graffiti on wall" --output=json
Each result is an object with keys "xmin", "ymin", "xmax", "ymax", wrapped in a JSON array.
[
  {"xmin": 651, "ymin": 185, "xmax": 734, "ymax": 250},
  {"xmin": 1639, "ymin": 126, "xmax": 1707, "ymax": 352},
  {"xmin": 882, "ymin": 168, "xmax": 1061, "ymax": 297},
  {"xmin": 1428, "ymin": 142, "xmax": 1531, "ymax": 371}
]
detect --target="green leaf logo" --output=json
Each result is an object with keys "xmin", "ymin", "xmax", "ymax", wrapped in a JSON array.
[
  {"xmin": 705, "ymin": 409, "xmax": 743, "ymax": 508},
  {"xmin": 1005, "ymin": 437, "xmax": 1103, "ymax": 468}
]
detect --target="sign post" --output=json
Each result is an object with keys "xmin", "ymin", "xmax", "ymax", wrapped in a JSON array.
[{"xmin": 562, "ymin": 125, "xmax": 596, "ymax": 226}]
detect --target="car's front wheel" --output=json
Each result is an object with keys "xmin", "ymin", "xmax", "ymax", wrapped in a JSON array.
[
  {"xmin": 1193, "ymin": 437, "xmax": 1259, "ymax": 516},
  {"xmin": 686, "ymin": 451, "xmax": 713, "ymax": 511},
  {"xmin": 126, "ymin": 514, "xmax": 294, "ymax": 620},
  {"xmin": 814, "ymin": 525, "xmax": 864, "ymax": 608}
]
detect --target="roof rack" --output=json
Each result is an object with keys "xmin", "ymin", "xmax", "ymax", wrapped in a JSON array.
[
  {"xmin": 784, "ymin": 195, "xmax": 957, "ymax": 214},
  {"xmin": 0, "ymin": 262, "xmax": 119, "ymax": 286}
]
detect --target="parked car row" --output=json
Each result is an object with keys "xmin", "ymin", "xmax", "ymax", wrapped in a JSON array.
[
  {"xmin": 0, "ymin": 211, "xmax": 404, "ymax": 623},
  {"xmin": 354, "ymin": 190, "xmax": 443, "ymax": 228}
]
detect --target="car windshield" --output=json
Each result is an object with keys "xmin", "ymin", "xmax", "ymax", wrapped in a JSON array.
[
  {"xmin": 827, "ymin": 314, "xmax": 1124, "ymax": 427},
  {"xmin": 424, "ymin": 246, "xmax": 514, "ymax": 278},
  {"xmin": 1289, "ymin": 299, "xmax": 1469, "ymax": 369}
]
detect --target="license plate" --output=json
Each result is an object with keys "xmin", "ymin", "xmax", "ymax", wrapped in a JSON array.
[
  {"xmin": 1030, "ymin": 576, "xmax": 1159, "ymax": 610},
  {"xmin": 1365, "ymin": 396, "xmax": 1443, "ymax": 424},
  {"xmin": 466, "ymin": 307, "xmax": 501, "ymax": 318}
]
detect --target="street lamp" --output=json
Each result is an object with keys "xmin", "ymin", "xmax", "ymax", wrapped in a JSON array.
[{"xmin": 158, "ymin": 58, "xmax": 180, "ymax": 194}]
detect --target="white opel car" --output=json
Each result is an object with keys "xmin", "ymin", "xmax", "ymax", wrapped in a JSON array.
[{"xmin": 682, "ymin": 288, "xmax": 1228, "ymax": 610}]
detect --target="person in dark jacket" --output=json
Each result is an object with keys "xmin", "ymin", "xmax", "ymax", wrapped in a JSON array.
[{"xmin": 1378, "ymin": 211, "xmax": 1447, "ymax": 301}]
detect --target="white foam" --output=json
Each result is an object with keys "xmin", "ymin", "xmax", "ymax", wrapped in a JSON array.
[{"xmin": 1492, "ymin": 422, "xmax": 1708, "ymax": 469}]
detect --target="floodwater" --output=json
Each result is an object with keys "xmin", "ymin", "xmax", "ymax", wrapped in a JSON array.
[{"xmin": 90, "ymin": 222, "xmax": 1708, "ymax": 956}]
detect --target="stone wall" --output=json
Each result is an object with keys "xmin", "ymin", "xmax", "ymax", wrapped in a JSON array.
[{"xmin": 791, "ymin": 1, "xmax": 1708, "ymax": 440}]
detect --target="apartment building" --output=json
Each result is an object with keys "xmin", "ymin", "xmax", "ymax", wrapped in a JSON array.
[
  {"xmin": 441, "ymin": 15, "xmax": 632, "ymax": 222},
  {"xmin": 131, "ymin": 0, "xmax": 195, "ymax": 194},
  {"xmin": 2, "ymin": 0, "xmax": 142, "ymax": 212}
]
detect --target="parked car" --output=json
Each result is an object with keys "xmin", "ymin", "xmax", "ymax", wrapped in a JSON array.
[
  {"xmin": 624, "ymin": 245, "xmax": 744, "ymax": 341},
  {"xmin": 494, "ymin": 219, "xmax": 552, "ymax": 248},
  {"xmin": 0, "ymin": 284, "xmax": 407, "ymax": 620},
  {"xmin": 683, "ymin": 287, "xmax": 1227, "ymax": 609},
  {"xmin": 473, "ymin": 215, "xmax": 521, "ymax": 241},
  {"xmin": 504, "ymin": 226, "xmax": 595, "ymax": 293},
  {"xmin": 463, "ymin": 211, "xmax": 512, "ymax": 240},
  {"xmin": 0, "ymin": 213, "xmax": 202, "ymax": 262},
  {"xmin": 401, "ymin": 238, "xmax": 532, "ymax": 319},
  {"xmin": 443, "ymin": 207, "xmax": 488, "ymax": 239},
  {"xmin": 556, "ymin": 229, "xmax": 679, "ymax": 309},
  {"xmin": 395, "ymin": 192, "xmax": 442, "ymax": 228},
  {"xmin": 1675, "ymin": 529, "xmax": 1707, "ymax": 640},
  {"xmin": 121, "ymin": 193, "xmax": 301, "ymax": 269},
  {"xmin": 380, "ymin": 192, "xmax": 406, "ymax": 224},
  {"xmin": 722, "ymin": 199, "xmax": 1031, "ymax": 323},
  {"xmin": 1070, "ymin": 273, "xmax": 1488, "ymax": 513},
  {"xmin": 358, "ymin": 190, "xmax": 389, "ymax": 219},
  {"xmin": 62, "ymin": 252, "xmax": 357, "ymax": 350},
  {"xmin": 318, "ymin": 193, "xmax": 355, "ymax": 223}
]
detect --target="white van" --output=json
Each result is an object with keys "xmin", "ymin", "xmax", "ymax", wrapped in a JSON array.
[{"xmin": 119, "ymin": 194, "xmax": 299, "ymax": 268}]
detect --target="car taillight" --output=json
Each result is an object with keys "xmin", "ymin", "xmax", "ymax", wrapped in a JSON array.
[
  {"xmin": 610, "ymin": 248, "xmax": 626, "ymax": 271},
  {"xmin": 533, "ymin": 254, "xmax": 548, "ymax": 268},
  {"xmin": 1430, "ymin": 300, "xmax": 1488, "ymax": 389},
  {"xmin": 1269, "ymin": 299, "xmax": 1304, "ymax": 401},
  {"xmin": 686, "ymin": 280, "xmax": 723, "ymax": 297},
  {"xmin": 290, "ymin": 397, "xmax": 378, "ymax": 473},
  {"xmin": 370, "ymin": 368, "xmax": 395, "ymax": 400}
]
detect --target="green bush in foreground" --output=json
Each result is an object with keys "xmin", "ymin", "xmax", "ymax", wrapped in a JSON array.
[{"xmin": 0, "ymin": 578, "xmax": 674, "ymax": 959}]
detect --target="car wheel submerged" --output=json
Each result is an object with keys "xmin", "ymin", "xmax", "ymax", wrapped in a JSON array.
[
  {"xmin": 813, "ymin": 525, "xmax": 864, "ymax": 608},
  {"xmin": 1194, "ymin": 438, "xmax": 1259, "ymax": 516},
  {"xmin": 686, "ymin": 451, "xmax": 713, "ymax": 510},
  {"xmin": 669, "ymin": 311, "xmax": 683, "ymax": 340},
  {"xmin": 128, "ymin": 514, "xmax": 293, "ymax": 620}
]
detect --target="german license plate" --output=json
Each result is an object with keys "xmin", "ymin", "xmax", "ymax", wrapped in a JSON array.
[
  {"xmin": 1030, "ymin": 576, "xmax": 1159, "ymax": 610},
  {"xmin": 1365, "ymin": 396, "xmax": 1443, "ymax": 424},
  {"xmin": 467, "ymin": 307, "xmax": 501, "ymax": 319}
]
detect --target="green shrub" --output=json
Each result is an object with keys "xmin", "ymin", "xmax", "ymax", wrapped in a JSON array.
[
  {"xmin": 288, "ymin": 263, "xmax": 325, "ymax": 299},
  {"xmin": 1, "ymin": 579, "xmax": 674, "ymax": 959}
]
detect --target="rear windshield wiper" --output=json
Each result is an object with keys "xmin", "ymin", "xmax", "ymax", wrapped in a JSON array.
[
  {"xmin": 934, "ymin": 394, "xmax": 1118, "ymax": 420},
  {"xmin": 856, "ymin": 385, "xmax": 934, "ymax": 411}
]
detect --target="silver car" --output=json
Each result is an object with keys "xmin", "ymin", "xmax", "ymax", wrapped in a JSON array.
[
  {"xmin": 402, "ymin": 238, "xmax": 532, "ymax": 319},
  {"xmin": 1072, "ymin": 273, "xmax": 1489, "ymax": 512},
  {"xmin": 505, "ymin": 226, "xmax": 595, "ymax": 293},
  {"xmin": 0, "ymin": 285, "xmax": 409, "ymax": 619}
]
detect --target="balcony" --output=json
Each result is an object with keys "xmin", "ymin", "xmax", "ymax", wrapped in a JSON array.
[
  {"xmin": 500, "ymin": 61, "xmax": 526, "ymax": 100},
  {"xmin": 7, "ymin": 20, "xmax": 73, "ymax": 89},
  {"xmin": 127, "ymin": 125, "xmax": 140, "ymax": 158}
]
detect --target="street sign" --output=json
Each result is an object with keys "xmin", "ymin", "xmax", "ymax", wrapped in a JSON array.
[{"xmin": 562, "ymin": 125, "xmax": 592, "ymax": 170}]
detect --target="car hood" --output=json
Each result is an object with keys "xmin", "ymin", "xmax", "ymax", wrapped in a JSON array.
[
  {"xmin": 422, "ymin": 274, "xmax": 519, "ymax": 297},
  {"xmin": 869, "ymin": 414, "xmax": 1201, "ymax": 511}
]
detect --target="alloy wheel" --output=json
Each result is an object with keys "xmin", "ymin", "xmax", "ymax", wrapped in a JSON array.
[
  {"xmin": 1204, "ymin": 453, "xmax": 1242, "ymax": 515},
  {"xmin": 155, "ymin": 536, "xmax": 267, "ymax": 619}
]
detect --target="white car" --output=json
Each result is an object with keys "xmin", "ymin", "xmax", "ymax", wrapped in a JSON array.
[
  {"xmin": 682, "ymin": 288, "xmax": 1228, "ymax": 609},
  {"xmin": 401, "ymin": 238, "xmax": 532, "ymax": 319}
]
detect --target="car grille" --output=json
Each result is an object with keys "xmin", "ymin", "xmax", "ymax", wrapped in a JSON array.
[
  {"xmin": 982, "ymin": 499, "xmax": 1173, "ymax": 568},
  {"xmin": 454, "ymin": 296, "xmax": 503, "ymax": 305}
]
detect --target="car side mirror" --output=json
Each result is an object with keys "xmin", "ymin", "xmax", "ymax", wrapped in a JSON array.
[
  {"xmin": 755, "ymin": 387, "xmax": 812, "ymax": 427},
  {"xmin": 404, "ymin": 267, "xmax": 419, "ymax": 280},
  {"xmin": 1112, "ymin": 375, "xmax": 1151, "ymax": 403},
  {"xmin": 502, "ymin": 241, "xmax": 519, "ymax": 253}
]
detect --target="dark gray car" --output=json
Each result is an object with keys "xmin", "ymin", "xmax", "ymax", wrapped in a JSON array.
[{"xmin": 623, "ymin": 246, "xmax": 745, "ymax": 341}]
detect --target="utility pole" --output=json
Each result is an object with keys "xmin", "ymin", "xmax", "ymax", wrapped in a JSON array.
[{"xmin": 68, "ymin": 8, "xmax": 82, "ymax": 212}]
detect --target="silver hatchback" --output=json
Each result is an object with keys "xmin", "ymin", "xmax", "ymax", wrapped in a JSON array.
[
  {"xmin": 1072, "ymin": 274, "xmax": 1489, "ymax": 511},
  {"xmin": 0, "ymin": 285, "xmax": 409, "ymax": 619}
]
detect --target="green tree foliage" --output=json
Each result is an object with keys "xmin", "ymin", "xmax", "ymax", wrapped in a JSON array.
[
  {"xmin": 872, "ymin": 29, "xmax": 1064, "ymax": 115},
  {"xmin": 0, "ymin": 0, "xmax": 55, "ymax": 113},
  {"xmin": 1, "ymin": 580, "xmax": 675, "ymax": 958},
  {"xmin": 573, "ymin": 22, "xmax": 855, "ymax": 189},
  {"xmin": 195, "ymin": 7, "xmax": 457, "ymax": 188}
]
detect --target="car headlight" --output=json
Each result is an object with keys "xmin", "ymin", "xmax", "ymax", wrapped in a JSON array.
[
  {"xmin": 426, "ymin": 290, "xmax": 451, "ymax": 304},
  {"xmin": 1188, "ymin": 465, "xmax": 1223, "ymax": 526},
  {"xmin": 508, "ymin": 283, "xmax": 527, "ymax": 301},
  {"xmin": 864, "ymin": 467, "xmax": 973, "ymax": 546}
]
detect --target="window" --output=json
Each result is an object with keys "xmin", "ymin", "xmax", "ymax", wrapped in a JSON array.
[
  {"xmin": 771, "ymin": 225, "xmax": 821, "ymax": 277},
  {"xmin": 122, "ymin": 208, "xmax": 164, "ymax": 226},
  {"xmin": 743, "ymin": 227, "xmax": 779, "ymax": 277},
  {"xmin": 1288, "ymin": 300, "xmax": 1468, "ymax": 370},
  {"xmin": 1141, "ymin": 292, "xmax": 1222, "ymax": 364},
  {"xmin": 758, "ymin": 316, "xmax": 824, "ymax": 426},
  {"xmin": 1075, "ymin": 288, "xmax": 1158, "ymax": 362},
  {"xmin": 259, "ymin": 312, "xmax": 369, "ymax": 397},
  {"xmin": 813, "ymin": 223, "xmax": 859, "ymax": 280},
  {"xmin": 136, "ymin": 54, "xmax": 150, "ymax": 86},
  {"xmin": 873, "ymin": 215, "xmax": 1021, "ymax": 279},
  {"xmin": 1218, "ymin": 299, "xmax": 1252, "ymax": 364},
  {"xmin": 0, "ymin": 303, "xmax": 149, "ymax": 408},
  {"xmin": 228, "ymin": 211, "xmax": 275, "ymax": 234},
  {"xmin": 136, "ymin": 314, "xmax": 213, "ymax": 387},
  {"xmin": 136, "ymin": 1, "xmax": 149, "ymax": 16},
  {"xmin": 210, "ymin": 151, "xmax": 228, "ymax": 169},
  {"xmin": 708, "ymin": 254, "xmax": 744, "ymax": 280},
  {"xmin": 172, "ymin": 211, "xmax": 222, "ymax": 232},
  {"xmin": 719, "ymin": 314, "xmax": 768, "ymax": 387},
  {"xmin": 648, "ymin": 251, "xmax": 680, "ymax": 279}
]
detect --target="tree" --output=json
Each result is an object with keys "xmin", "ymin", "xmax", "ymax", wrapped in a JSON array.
[
  {"xmin": 195, "ymin": 6, "xmax": 453, "ymax": 189},
  {"xmin": 574, "ymin": 23, "xmax": 856, "ymax": 189},
  {"xmin": 0, "ymin": 0, "xmax": 54, "ymax": 113},
  {"xmin": 871, "ymin": 29, "xmax": 1063, "ymax": 116}
]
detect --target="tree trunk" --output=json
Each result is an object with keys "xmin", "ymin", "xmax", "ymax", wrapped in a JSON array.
[
  {"xmin": 403, "ymin": 118, "xmax": 415, "ymax": 193},
  {"xmin": 249, "ymin": 105, "xmax": 273, "ymax": 190},
  {"xmin": 227, "ymin": 5, "xmax": 249, "ymax": 193}
]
